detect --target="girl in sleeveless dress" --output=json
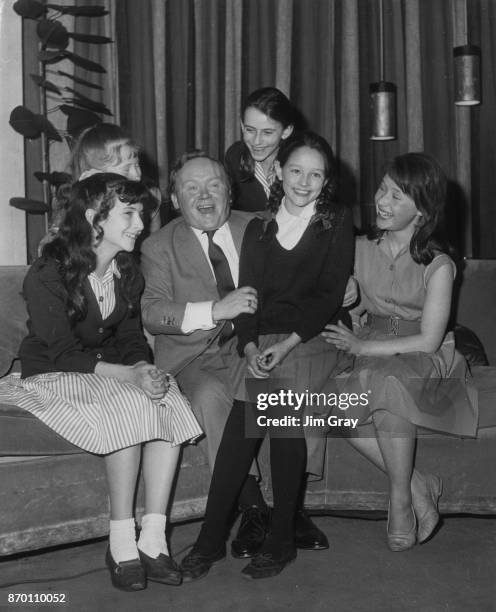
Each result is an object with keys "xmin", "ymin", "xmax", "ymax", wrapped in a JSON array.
[
  {"xmin": 0, "ymin": 173, "xmax": 201, "ymax": 590},
  {"xmin": 322, "ymin": 153, "xmax": 478, "ymax": 551}
]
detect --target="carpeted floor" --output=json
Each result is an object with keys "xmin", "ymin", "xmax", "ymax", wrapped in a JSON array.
[{"xmin": 1, "ymin": 513, "xmax": 495, "ymax": 612}]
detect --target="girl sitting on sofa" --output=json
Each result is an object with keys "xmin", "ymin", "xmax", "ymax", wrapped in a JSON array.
[
  {"xmin": 322, "ymin": 153, "xmax": 478, "ymax": 551},
  {"xmin": 0, "ymin": 173, "xmax": 201, "ymax": 590},
  {"xmin": 181, "ymin": 131, "xmax": 354, "ymax": 580}
]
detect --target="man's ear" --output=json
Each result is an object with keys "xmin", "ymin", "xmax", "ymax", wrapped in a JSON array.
[
  {"xmin": 275, "ymin": 160, "xmax": 282, "ymax": 181},
  {"xmin": 281, "ymin": 124, "xmax": 294, "ymax": 141},
  {"xmin": 85, "ymin": 208, "xmax": 96, "ymax": 224},
  {"xmin": 171, "ymin": 193, "xmax": 180, "ymax": 211}
]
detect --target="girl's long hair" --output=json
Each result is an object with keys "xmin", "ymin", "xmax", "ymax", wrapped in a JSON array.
[
  {"xmin": 369, "ymin": 152, "xmax": 451, "ymax": 264},
  {"xmin": 42, "ymin": 173, "xmax": 150, "ymax": 323},
  {"xmin": 266, "ymin": 131, "xmax": 338, "ymax": 229},
  {"xmin": 239, "ymin": 87, "xmax": 295, "ymax": 180}
]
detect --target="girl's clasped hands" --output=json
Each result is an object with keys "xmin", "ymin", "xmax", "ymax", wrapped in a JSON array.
[{"xmin": 130, "ymin": 362, "xmax": 170, "ymax": 400}]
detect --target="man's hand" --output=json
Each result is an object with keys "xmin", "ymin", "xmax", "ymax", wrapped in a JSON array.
[{"xmin": 212, "ymin": 286, "xmax": 258, "ymax": 321}]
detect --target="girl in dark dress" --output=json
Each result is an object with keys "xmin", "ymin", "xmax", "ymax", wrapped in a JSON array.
[
  {"xmin": 181, "ymin": 132, "xmax": 353, "ymax": 580},
  {"xmin": 0, "ymin": 174, "xmax": 201, "ymax": 590},
  {"xmin": 225, "ymin": 87, "xmax": 295, "ymax": 212}
]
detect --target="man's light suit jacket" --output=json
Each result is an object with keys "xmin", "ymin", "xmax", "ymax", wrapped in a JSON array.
[{"xmin": 141, "ymin": 210, "xmax": 253, "ymax": 375}]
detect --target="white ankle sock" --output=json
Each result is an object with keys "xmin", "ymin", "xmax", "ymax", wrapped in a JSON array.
[
  {"xmin": 109, "ymin": 518, "xmax": 139, "ymax": 563},
  {"xmin": 137, "ymin": 513, "xmax": 168, "ymax": 558}
]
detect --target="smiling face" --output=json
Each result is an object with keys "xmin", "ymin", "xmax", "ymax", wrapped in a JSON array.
[
  {"xmin": 375, "ymin": 174, "xmax": 422, "ymax": 234},
  {"xmin": 171, "ymin": 157, "xmax": 230, "ymax": 231},
  {"xmin": 275, "ymin": 146, "xmax": 327, "ymax": 216},
  {"xmin": 96, "ymin": 198, "xmax": 144, "ymax": 256},
  {"xmin": 241, "ymin": 107, "xmax": 293, "ymax": 165}
]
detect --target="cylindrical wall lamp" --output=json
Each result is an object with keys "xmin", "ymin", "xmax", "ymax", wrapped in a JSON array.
[
  {"xmin": 370, "ymin": 0, "xmax": 397, "ymax": 140},
  {"xmin": 454, "ymin": 44, "xmax": 481, "ymax": 106},
  {"xmin": 370, "ymin": 81, "xmax": 397, "ymax": 141}
]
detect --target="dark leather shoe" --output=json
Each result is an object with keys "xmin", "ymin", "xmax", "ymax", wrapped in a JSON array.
[
  {"xmin": 231, "ymin": 506, "xmax": 270, "ymax": 559},
  {"xmin": 241, "ymin": 546, "xmax": 297, "ymax": 580},
  {"xmin": 105, "ymin": 548, "xmax": 146, "ymax": 591},
  {"xmin": 180, "ymin": 545, "xmax": 226, "ymax": 582},
  {"xmin": 294, "ymin": 510, "xmax": 329, "ymax": 550},
  {"xmin": 138, "ymin": 550, "xmax": 182, "ymax": 585}
]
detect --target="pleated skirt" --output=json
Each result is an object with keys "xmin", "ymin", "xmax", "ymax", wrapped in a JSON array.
[
  {"xmin": 326, "ymin": 330, "xmax": 479, "ymax": 437},
  {"xmin": 203, "ymin": 332, "xmax": 353, "ymax": 478},
  {"xmin": 0, "ymin": 372, "xmax": 203, "ymax": 455}
]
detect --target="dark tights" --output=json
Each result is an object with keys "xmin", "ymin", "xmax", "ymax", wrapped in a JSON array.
[{"xmin": 196, "ymin": 399, "xmax": 306, "ymax": 553}]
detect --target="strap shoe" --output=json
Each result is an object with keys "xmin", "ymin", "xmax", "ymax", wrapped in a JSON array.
[
  {"xmin": 138, "ymin": 550, "xmax": 182, "ymax": 585},
  {"xmin": 105, "ymin": 548, "xmax": 146, "ymax": 591}
]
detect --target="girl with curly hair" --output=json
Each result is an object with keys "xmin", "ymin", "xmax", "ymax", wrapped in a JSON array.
[
  {"xmin": 181, "ymin": 131, "xmax": 354, "ymax": 580},
  {"xmin": 1, "ymin": 173, "xmax": 201, "ymax": 591}
]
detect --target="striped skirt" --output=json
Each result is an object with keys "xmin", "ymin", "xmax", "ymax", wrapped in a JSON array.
[{"xmin": 0, "ymin": 372, "xmax": 203, "ymax": 455}]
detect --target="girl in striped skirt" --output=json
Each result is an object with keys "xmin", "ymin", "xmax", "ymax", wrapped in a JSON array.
[{"xmin": 0, "ymin": 173, "xmax": 202, "ymax": 591}]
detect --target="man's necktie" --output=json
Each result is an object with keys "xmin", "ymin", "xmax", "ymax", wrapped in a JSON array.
[
  {"xmin": 204, "ymin": 230, "xmax": 236, "ymax": 344},
  {"xmin": 204, "ymin": 230, "xmax": 235, "ymax": 298}
]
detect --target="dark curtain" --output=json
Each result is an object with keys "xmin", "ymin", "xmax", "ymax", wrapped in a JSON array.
[
  {"xmin": 115, "ymin": 0, "xmax": 496, "ymax": 257},
  {"xmin": 472, "ymin": 0, "xmax": 496, "ymax": 257}
]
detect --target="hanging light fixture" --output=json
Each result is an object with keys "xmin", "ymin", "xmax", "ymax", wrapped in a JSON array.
[
  {"xmin": 370, "ymin": 0, "xmax": 396, "ymax": 140},
  {"xmin": 454, "ymin": 0, "xmax": 481, "ymax": 106}
]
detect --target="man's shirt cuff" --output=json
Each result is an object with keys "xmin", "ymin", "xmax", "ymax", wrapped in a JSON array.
[{"xmin": 181, "ymin": 301, "xmax": 216, "ymax": 333}]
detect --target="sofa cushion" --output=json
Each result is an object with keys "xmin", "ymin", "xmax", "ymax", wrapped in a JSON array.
[
  {"xmin": 456, "ymin": 260, "xmax": 496, "ymax": 365},
  {"xmin": 0, "ymin": 401, "xmax": 82, "ymax": 456},
  {"xmin": 471, "ymin": 366, "xmax": 496, "ymax": 430},
  {"xmin": 0, "ymin": 266, "xmax": 29, "ymax": 377}
]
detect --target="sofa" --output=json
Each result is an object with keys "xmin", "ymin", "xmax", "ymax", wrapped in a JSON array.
[{"xmin": 1, "ymin": 260, "xmax": 495, "ymax": 556}]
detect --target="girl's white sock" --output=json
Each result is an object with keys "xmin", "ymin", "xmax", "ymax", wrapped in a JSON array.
[
  {"xmin": 137, "ymin": 513, "xmax": 168, "ymax": 558},
  {"xmin": 109, "ymin": 518, "xmax": 139, "ymax": 563}
]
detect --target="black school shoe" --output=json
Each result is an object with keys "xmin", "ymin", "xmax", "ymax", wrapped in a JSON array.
[
  {"xmin": 138, "ymin": 550, "xmax": 182, "ymax": 585},
  {"xmin": 180, "ymin": 545, "xmax": 226, "ymax": 582},
  {"xmin": 241, "ymin": 541, "xmax": 297, "ymax": 580},
  {"xmin": 231, "ymin": 506, "xmax": 271, "ymax": 558},
  {"xmin": 294, "ymin": 509, "xmax": 329, "ymax": 550},
  {"xmin": 105, "ymin": 548, "xmax": 146, "ymax": 591}
]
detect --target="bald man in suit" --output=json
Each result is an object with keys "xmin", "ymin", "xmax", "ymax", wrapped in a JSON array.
[{"xmin": 141, "ymin": 151, "xmax": 329, "ymax": 562}]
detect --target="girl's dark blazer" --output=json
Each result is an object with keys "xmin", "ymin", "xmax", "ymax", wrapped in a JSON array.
[
  {"xmin": 19, "ymin": 257, "xmax": 150, "ymax": 378},
  {"xmin": 225, "ymin": 141, "xmax": 268, "ymax": 213}
]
